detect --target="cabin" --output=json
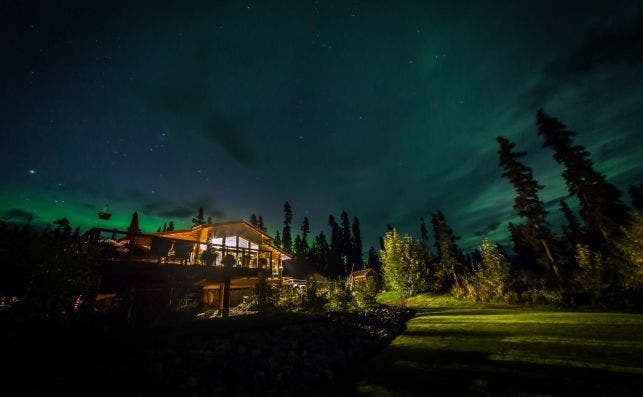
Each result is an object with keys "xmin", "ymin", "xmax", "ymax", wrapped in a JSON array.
[
  {"xmin": 346, "ymin": 268, "xmax": 379, "ymax": 290},
  {"xmin": 150, "ymin": 220, "xmax": 291, "ymax": 276},
  {"xmin": 93, "ymin": 220, "xmax": 292, "ymax": 315}
]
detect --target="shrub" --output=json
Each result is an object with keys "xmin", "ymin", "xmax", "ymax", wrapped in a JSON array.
[
  {"xmin": 302, "ymin": 278, "xmax": 327, "ymax": 312},
  {"xmin": 615, "ymin": 214, "xmax": 643, "ymax": 291},
  {"xmin": 277, "ymin": 284, "xmax": 303, "ymax": 311},
  {"xmin": 381, "ymin": 230, "xmax": 428, "ymax": 298},
  {"xmin": 325, "ymin": 280, "xmax": 352, "ymax": 312},
  {"xmin": 453, "ymin": 239, "xmax": 510, "ymax": 302},
  {"xmin": 351, "ymin": 278, "xmax": 379, "ymax": 310},
  {"xmin": 574, "ymin": 243, "xmax": 607, "ymax": 304}
]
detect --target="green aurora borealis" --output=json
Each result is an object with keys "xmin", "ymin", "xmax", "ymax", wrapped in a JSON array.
[{"xmin": 1, "ymin": 1, "xmax": 642, "ymax": 251}]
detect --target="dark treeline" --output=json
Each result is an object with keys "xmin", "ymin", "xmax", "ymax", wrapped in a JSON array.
[
  {"xmin": 268, "ymin": 202, "xmax": 372, "ymax": 279},
  {"xmin": 380, "ymin": 109, "xmax": 642, "ymax": 306}
]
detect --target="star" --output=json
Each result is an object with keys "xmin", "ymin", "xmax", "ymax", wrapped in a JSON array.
[{"xmin": 29, "ymin": 169, "xmax": 36, "ymax": 175}]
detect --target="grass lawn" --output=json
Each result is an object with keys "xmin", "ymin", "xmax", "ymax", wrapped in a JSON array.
[{"xmin": 352, "ymin": 292, "xmax": 643, "ymax": 396}]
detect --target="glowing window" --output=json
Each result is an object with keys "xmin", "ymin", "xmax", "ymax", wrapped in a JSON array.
[
  {"xmin": 250, "ymin": 242, "xmax": 258, "ymax": 250},
  {"xmin": 225, "ymin": 236, "xmax": 237, "ymax": 247},
  {"xmin": 211, "ymin": 237, "xmax": 223, "ymax": 245}
]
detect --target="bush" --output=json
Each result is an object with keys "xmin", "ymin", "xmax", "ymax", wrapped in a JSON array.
[
  {"xmin": 381, "ymin": 230, "xmax": 429, "ymax": 298},
  {"xmin": 574, "ymin": 243, "xmax": 606, "ymax": 304},
  {"xmin": 453, "ymin": 239, "xmax": 510, "ymax": 302},
  {"xmin": 302, "ymin": 278, "xmax": 327, "ymax": 312},
  {"xmin": 351, "ymin": 279, "xmax": 379, "ymax": 310},
  {"xmin": 325, "ymin": 280, "xmax": 352, "ymax": 312},
  {"xmin": 277, "ymin": 284, "xmax": 303, "ymax": 311}
]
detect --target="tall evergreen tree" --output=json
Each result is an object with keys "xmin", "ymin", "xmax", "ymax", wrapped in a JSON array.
[
  {"xmin": 282, "ymin": 201, "xmax": 293, "ymax": 253},
  {"xmin": 293, "ymin": 234, "xmax": 306, "ymax": 271},
  {"xmin": 167, "ymin": 221, "xmax": 175, "ymax": 231},
  {"xmin": 206, "ymin": 216, "xmax": 212, "ymax": 224},
  {"xmin": 273, "ymin": 230, "xmax": 282, "ymax": 249},
  {"xmin": 258, "ymin": 216, "xmax": 266, "ymax": 232},
  {"xmin": 339, "ymin": 211, "xmax": 353, "ymax": 272},
  {"xmin": 296, "ymin": 217, "xmax": 310, "ymax": 260},
  {"xmin": 630, "ymin": 184, "xmax": 643, "ymax": 211},
  {"xmin": 367, "ymin": 246, "xmax": 381, "ymax": 273},
  {"xmin": 192, "ymin": 207, "xmax": 205, "ymax": 227},
  {"xmin": 431, "ymin": 211, "xmax": 463, "ymax": 290},
  {"xmin": 328, "ymin": 215, "xmax": 343, "ymax": 277},
  {"xmin": 560, "ymin": 200, "xmax": 584, "ymax": 247},
  {"xmin": 497, "ymin": 136, "xmax": 559, "ymax": 277},
  {"xmin": 301, "ymin": 216, "xmax": 310, "ymax": 243},
  {"xmin": 536, "ymin": 109, "xmax": 631, "ymax": 247},
  {"xmin": 352, "ymin": 216, "xmax": 364, "ymax": 268},
  {"xmin": 311, "ymin": 231, "xmax": 330, "ymax": 274},
  {"xmin": 420, "ymin": 217, "xmax": 429, "ymax": 244},
  {"xmin": 162, "ymin": 222, "xmax": 167, "ymax": 232},
  {"xmin": 250, "ymin": 213, "xmax": 259, "ymax": 227}
]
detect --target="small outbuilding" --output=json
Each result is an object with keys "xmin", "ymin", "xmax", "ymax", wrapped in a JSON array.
[{"xmin": 346, "ymin": 268, "xmax": 379, "ymax": 290}]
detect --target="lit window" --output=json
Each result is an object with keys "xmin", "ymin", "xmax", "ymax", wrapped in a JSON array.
[
  {"xmin": 225, "ymin": 236, "xmax": 237, "ymax": 246},
  {"xmin": 238, "ymin": 237, "xmax": 249, "ymax": 248},
  {"xmin": 211, "ymin": 237, "xmax": 223, "ymax": 245},
  {"xmin": 250, "ymin": 242, "xmax": 258, "ymax": 250}
]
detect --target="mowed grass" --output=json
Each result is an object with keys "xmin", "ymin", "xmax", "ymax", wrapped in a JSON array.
[{"xmin": 354, "ymin": 293, "xmax": 643, "ymax": 396}]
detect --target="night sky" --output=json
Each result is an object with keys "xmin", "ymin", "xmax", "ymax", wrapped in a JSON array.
[{"xmin": 1, "ymin": 1, "xmax": 642, "ymax": 251}]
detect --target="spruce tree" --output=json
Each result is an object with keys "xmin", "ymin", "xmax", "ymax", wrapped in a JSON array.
[
  {"xmin": 167, "ymin": 221, "xmax": 175, "ymax": 231},
  {"xmin": 630, "ymin": 184, "xmax": 643, "ymax": 211},
  {"xmin": 497, "ymin": 136, "xmax": 559, "ymax": 278},
  {"xmin": 293, "ymin": 234, "xmax": 305, "ymax": 270},
  {"xmin": 250, "ymin": 213, "xmax": 258, "ymax": 227},
  {"xmin": 420, "ymin": 217, "xmax": 429, "ymax": 244},
  {"xmin": 431, "ymin": 211, "xmax": 463, "ymax": 290},
  {"xmin": 162, "ymin": 222, "xmax": 167, "ymax": 232},
  {"xmin": 258, "ymin": 216, "xmax": 266, "ymax": 231},
  {"xmin": 274, "ymin": 230, "xmax": 282, "ymax": 249},
  {"xmin": 367, "ymin": 246, "xmax": 381, "ymax": 273},
  {"xmin": 301, "ymin": 216, "xmax": 310, "ymax": 243},
  {"xmin": 339, "ymin": 211, "xmax": 353, "ymax": 272},
  {"xmin": 352, "ymin": 216, "xmax": 364, "ymax": 268},
  {"xmin": 328, "ymin": 215, "xmax": 342, "ymax": 277},
  {"xmin": 192, "ymin": 207, "xmax": 205, "ymax": 227},
  {"xmin": 560, "ymin": 200, "xmax": 584, "ymax": 247},
  {"xmin": 536, "ymin": 109, "xmax": 631, "ymax": 247},
  {"xmin": 206, "ymin": 216, "xmax": 212, "ymax": 224},
  {"xmin": 297, "ymin": 217, "xmax": 310, "ymax": 261},
  {"xmin": 282, "ymin": 201, "xmax": 293, "ymax": 253},
  {"xmin": 311, "ymin": 232, "xmax": 330, "ymax": 274}
]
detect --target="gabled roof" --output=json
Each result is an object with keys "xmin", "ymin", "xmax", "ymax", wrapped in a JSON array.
[
  {"xmin": 348, "ymin": 268, "xmax": 378, "ymax": 278},
  {"xmin": 152, "ymin": 219, "xmax": 291, "ymax": 260}
]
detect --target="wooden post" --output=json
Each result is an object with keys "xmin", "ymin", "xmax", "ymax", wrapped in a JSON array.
[
  {"xmin": 222, "ymin": 252, "xmax": 235, "ymax": 318},
  {"xmin": 218, "ymin": 285, "xmax": 224, "ymax": 312}
]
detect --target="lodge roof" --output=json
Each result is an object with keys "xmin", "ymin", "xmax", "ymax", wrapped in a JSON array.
[
  {"xmin": 348, "ymin": 268, "xmax": 378, "ymax": 278},
  {"xmin": 152, "ymin": 219, "xmax": 291, "ymax": 260}
]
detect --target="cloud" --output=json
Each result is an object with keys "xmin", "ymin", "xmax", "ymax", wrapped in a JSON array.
[
  {"xmin": 528, "ymin": 13, "xmax": 643, "ymax": 108},
  {"xmin": 157, "ymin": 207, "xmax": 194, "ymax": 218},
  {"xmin": 140, "ymin": 195, "xmax": 226, "ymax": 221},
  {"xmin": 474, "ymin": 221, "xmax": 501, "ymax": 237},
  {"xmin": 141, "ymin": 42, "xmax": 259, "ymax": 167},
  {"xmin": 1, "ymin": 208, "xmax": 36, "ymax": 222},
  {"xmin": 203, "ymin": 115, "xmax": 256, "ymax": 166}
]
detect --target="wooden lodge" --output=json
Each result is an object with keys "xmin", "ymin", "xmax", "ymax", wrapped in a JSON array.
[{"xmin": 93, "ymin": 220, "xmax": 292, "ymax": 316}]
